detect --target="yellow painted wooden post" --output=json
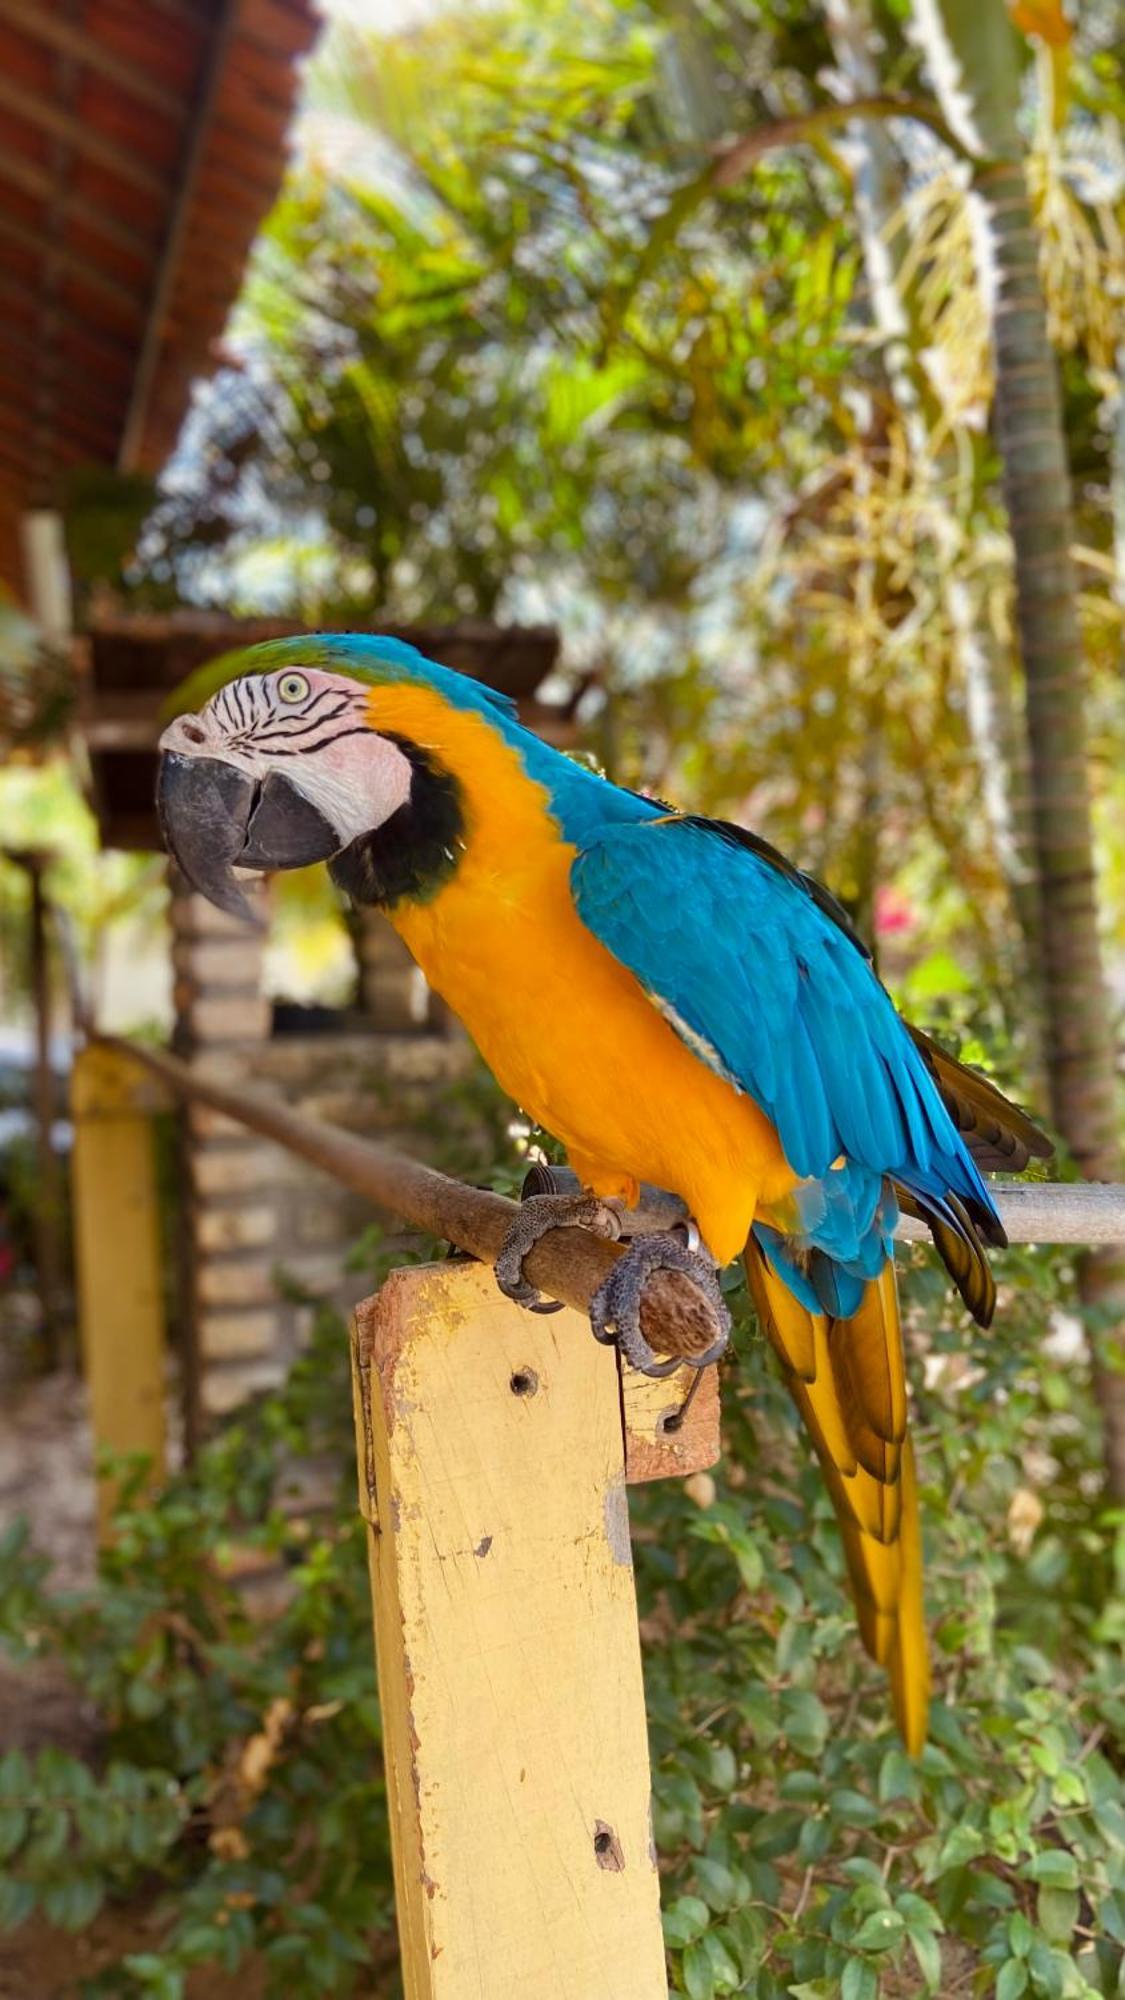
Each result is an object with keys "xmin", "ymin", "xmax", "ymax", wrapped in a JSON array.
[
  {"xmin": 71, "ymin": 1043, "xmax": 168, "ymax": 1534},
  {"xmin": 352, "ymin": 1257, "xmax": 720, "ymax": 2000}
]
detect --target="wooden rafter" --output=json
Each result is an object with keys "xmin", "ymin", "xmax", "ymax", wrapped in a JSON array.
[
  {"xmin": 0, "ymin": 212, "xmax": 148, "ymax": 318},
  {"xmin": 0, "ymin": 380, "xmax": 120, "ymax": 459},
  {"xmin": 0, "ymin": 73, "xmax": 172, "ymax": 202},
  {"xmin": 0, "ymin": 147, "xmax": 157, "ymax": 262},
  {"xmin": 0, "ymin": 308, "xmax": 138, "ymax": 370},
  {"xmin": 1, "ymin": 1, "xmax": 188, "ymax": 122},
  {"xmin": 143, "ymin": 0, "xmax": 215, "ymax": 28},
  {"xmin": 0, "ymin": 369, "xmax": 119, "ymax": 456},
  {"xmin": 0, "ymin": 0, "xmax": 321, "ymax": 585},
  {"xmin": 0, "ymin": 325, "xmax": 128, "ymax": 410},
  {"xmin": 119, "ymin": 0, "xmax": 240, "ymax": 468}
]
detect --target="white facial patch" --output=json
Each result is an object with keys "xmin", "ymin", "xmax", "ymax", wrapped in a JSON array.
[
  {"xmin": 280, "ymin": 728, "xmax": 414, "ymax": 844},
  {"xmin": 161, "ymin": 668, "xmax": 415, "ymax": 847}
]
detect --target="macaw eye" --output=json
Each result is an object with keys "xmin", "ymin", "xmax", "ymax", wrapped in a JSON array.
[{"xmin": 277, "ymin": 672, "xmax": 310, "ymax": 704}]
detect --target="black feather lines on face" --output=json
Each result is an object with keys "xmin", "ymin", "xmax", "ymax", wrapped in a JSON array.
[{"xmin": 328, "ymin": 734, "xmax": 465, "ymax": 910}]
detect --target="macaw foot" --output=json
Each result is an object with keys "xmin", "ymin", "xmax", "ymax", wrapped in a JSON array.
[
  {"xmin": 590, "ymin": 1233, "xmax": 731, "ymax": 1379},
  {"xmin": 494, "ymin": 1192, "xmax": 624, "ymax": 1314}
]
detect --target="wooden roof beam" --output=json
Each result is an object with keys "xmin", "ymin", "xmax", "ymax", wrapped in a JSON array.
[
  {"xmin": 0, "ymin": 212, "xmax": 148, "ymax": 320},
  {"xmin": 0, "ymin": 408, "xmax": 95, "ymax": 472},
  {"xmin": 120, "ymin": 0, "xmax": 241, "ymax": 469},
  {"xmin": 1, "ymin": 2, "xmax": 189, "ymax": 123},
  {"xmin": 0, "ymin": 75, "xmax": 172, "ymax": 203},
  {"xmin": 0, "ymin": 334, "xmax": 133, "ymax": 397},
  {"xmin": 0, "ymin": 142, "xmax": 158, "ymax": 262},
  {"xmin": 143, "ymin": 0, "xmax": 215, "ymax": 29},
  {"xmin": 0, "ymin": 326, "xmax": 128, "ymax": 413},
  {"xmin": 0, "ymin": 369, "xmax": 120, "ymax": 454}
]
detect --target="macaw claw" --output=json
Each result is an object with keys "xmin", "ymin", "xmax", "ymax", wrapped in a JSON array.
[
  {"xmin": 494, "ymin": 1191, "xmax": 624, "ymax": 1314},
  {"xmin": 590, "ymin": 1234, "xmax": 731, "ymax": 1378}
]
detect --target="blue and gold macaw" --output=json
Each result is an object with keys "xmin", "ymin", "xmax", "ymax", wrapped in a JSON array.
[{"xmin": 157, "ymin": 635, "xmax": 1050, "ymax": 1751}]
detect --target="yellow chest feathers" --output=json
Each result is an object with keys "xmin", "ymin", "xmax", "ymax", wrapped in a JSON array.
[{"xmin": 362, "ymin": 684, "xmax": 793, "ymax": 1259}]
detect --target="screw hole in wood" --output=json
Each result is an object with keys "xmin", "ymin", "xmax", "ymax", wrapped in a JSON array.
[
  {"xmin": 509, "ymin": 1368, "xmax": 539, "ymax": 1397},
  {"xmin": 593, "ymin": 1820, "xmax": 624, "ymax": 1871}
]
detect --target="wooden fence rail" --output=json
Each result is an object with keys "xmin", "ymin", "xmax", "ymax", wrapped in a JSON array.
[{"xmin": 70, "ymin": 1032, "xmax": 1125, "ymax": 2000}]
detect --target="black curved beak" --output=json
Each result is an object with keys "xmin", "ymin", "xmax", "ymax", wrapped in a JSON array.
[{"xmin": 156, "ymin": 753, "xmax": 344, "ymax": 926}]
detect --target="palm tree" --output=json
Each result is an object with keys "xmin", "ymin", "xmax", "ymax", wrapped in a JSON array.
[{"xmin": 911, "ymin": 0, "xmax": 1125, "ymax": 1491}]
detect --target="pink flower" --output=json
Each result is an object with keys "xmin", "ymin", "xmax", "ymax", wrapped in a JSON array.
[{"xmin": 874, "ymin": 885, "xmax": 916, "ymax": 937}]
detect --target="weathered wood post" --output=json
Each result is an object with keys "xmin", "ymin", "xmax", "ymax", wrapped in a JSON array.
[
  {"xmin": 5, "ymin": 848, "xmax": 65, "ymax": 1366},
  {"xmin": 70, "ymin": 1043, "xmax": 168, "ymax": 1534},
  {"xmin": 351, "ymin": 1257, "xmax": 720, "ymax": 2000}
]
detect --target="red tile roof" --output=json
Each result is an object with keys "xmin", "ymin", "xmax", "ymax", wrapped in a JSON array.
[{"xmin": 0, "ymin": 0, "xmax": 321, "ymax": 595}]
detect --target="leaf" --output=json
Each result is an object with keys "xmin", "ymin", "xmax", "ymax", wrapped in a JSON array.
[
  {"xmin": 908, "ymin": 1925, "xmax": 943, "ymax": 1990},
  {"xmin": 896, "ymin": 1893, "xmax": 944, "ymax": 1933},
  {"xmin": 850, "ymin": 1909, "xmax": 905, "ymax": 1954},
  {"xmin": 41, "ymin": 1874, "xmax": 104, "ymax": 1931},
  {"xmin": 996, "ymin": 1960, "xmax": 1029, "ymax": 2000},
  {"xmin": 828, "ymin": 1789, "xmax": 882, "ymax": 1831},
  {"xmin": 0, "ymin": 1873, "xmax": 36, "ymax": 1929},
  {"xmin": 683, "ymin": 1938, "xmax": 717, "ymax": 2000},
  {"xmin": 878, "ymin": 1748, "xmax": 918, "ymax": 1803},
  {"xmin": 1036, "ymin": 1886, "xmax": 1079, "ymax": 1944},
  {"xmin": 693, "ymin": 1856, "xmax": 747, "ymax": 1912},
  {"xmin": 1008, "ymin": 1912, "xmax": 1035, "ymax": 1956},
  {"xmin": 780, "ymin": 1689, "xmax": 829, "ymax": 1758},
  {"xmin": 1024, "ymin": 1852, "xmax": 1080, "ymax": 1891},
  {"xmin": 841, "ymin": 1958, "xmax": 879, "ymax": 2000},
  {"xmin": 706, "ymin": 1744, "xmax": 738, "ymax": 1795},
  {"xmin": 699, "ymin": 1932, "xmax": 741, "ymax": 1991},
  {"xmin": 123, "ymin": 1955, "xmax": 187, "ymax": 2000},
  {"xmin": 0, "ymin": 1756, "xmax": 29, "ymax": 1802},
  {"xmin": 1027, "ymin": 1939, "xmax": 1067, "ymax": 1999},
  {"xmin": 904, "ymin": 950, "xmax": 974, "ymax": 1001},
  {"xmin": 934, "ymin": 1823, "xmax": 986, "ymax": 1873},
  {"xmin": 664, "ymin": 1896, "xmax": 712, "ymax": 1949}
]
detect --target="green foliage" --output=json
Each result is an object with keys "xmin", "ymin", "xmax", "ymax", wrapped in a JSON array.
[
  {"xmin": 127, "ymin": 0, "xmax": 1125, "ymax": 1029},
  {"xmin": 645, "ymin": 1244, "xmax": 1125, "ymax": 1998},
  {"xmin": 0, "ymin": 1302, "xmax": 396, "ymax": 1997},
  {"xmin": 5, "ymin": 1, "xmax": 1121, "ymax": 1990},
  {"xmin": 0, "ymin": 1227, "xmax": 1121, "ymax": 1995},
  {"xmin": 0, "ymin": 594, "xmax": 74, "ymax": 756}
]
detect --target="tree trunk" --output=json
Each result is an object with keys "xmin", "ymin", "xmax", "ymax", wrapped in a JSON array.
[
  {"xmin": 827, "ymin": 0, "xmax": 1040, "ymax": 977},
  {"xmin": 913, "ymin": 0, "xmax": 1125, "ymax": 1492},
  {"xmin": 981, "ymin": 156, "xmax": 1125, "ymax": 1491}
]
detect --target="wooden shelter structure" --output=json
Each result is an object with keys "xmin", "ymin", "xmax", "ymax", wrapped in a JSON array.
[
  {"xmin": 81, "ymin": 610, "xmax": 568, "ymax": 848},
  {"xmin": 0, "ymin": 0, "xmax": 321, "ymax": 598}
]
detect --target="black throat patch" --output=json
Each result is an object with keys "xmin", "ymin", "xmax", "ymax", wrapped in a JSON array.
[{"xmin": 328, "ymin": 736, "xmax": 465, "ymax": 910}]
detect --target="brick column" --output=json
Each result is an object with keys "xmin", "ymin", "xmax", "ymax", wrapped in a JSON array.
[{"xmin": 169, "ymin": 871, "xmax": 283, "ymax": 1434}]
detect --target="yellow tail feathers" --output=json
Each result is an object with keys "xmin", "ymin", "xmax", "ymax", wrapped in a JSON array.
[{"xmin": 744, "ymin": 1240, "xmax": 930, "ymax": 1755}]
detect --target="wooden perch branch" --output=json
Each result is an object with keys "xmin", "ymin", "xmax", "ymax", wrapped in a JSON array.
[
  {"xmin": 99, "ymin": 1036, "xmax": 1125, "ymax": 1362},
  {"xmin": 96, "ymin": 1036, "xmax": 722, "ymax": 1360}
]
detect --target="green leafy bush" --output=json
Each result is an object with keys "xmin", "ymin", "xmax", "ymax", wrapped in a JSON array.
[
  {"xmin": 0, "ymin": 1235, "xmax": 1121, "ymax": 1997},
  {"xmin": 644, "ymin": 1246, "xmax": 1125, "ymax": 1999}
]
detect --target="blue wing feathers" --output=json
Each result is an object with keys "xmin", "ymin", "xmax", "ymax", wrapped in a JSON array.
[{"xmin": 570, "ymin": 815, "xmax": 1001, "ymax": 1298}]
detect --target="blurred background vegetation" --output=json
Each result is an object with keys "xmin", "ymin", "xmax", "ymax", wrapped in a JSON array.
[{"xmin": 1, "ymin": 0, "xmax": 1124, "ymax": 1994}]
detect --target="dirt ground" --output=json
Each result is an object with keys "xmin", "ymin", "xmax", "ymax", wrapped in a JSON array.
[
  {"xmin": 0, "ymin": 1362, "xmax": 100, "ymax": 1596},
  {"xmin": 0, "ymin": 1902, "xmax": 269, "ymax": 2000}
]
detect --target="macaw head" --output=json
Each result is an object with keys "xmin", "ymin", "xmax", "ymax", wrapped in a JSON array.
[{"xmin": 156, "ymin": 635, "xmax": 509, "ymax": 924}]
